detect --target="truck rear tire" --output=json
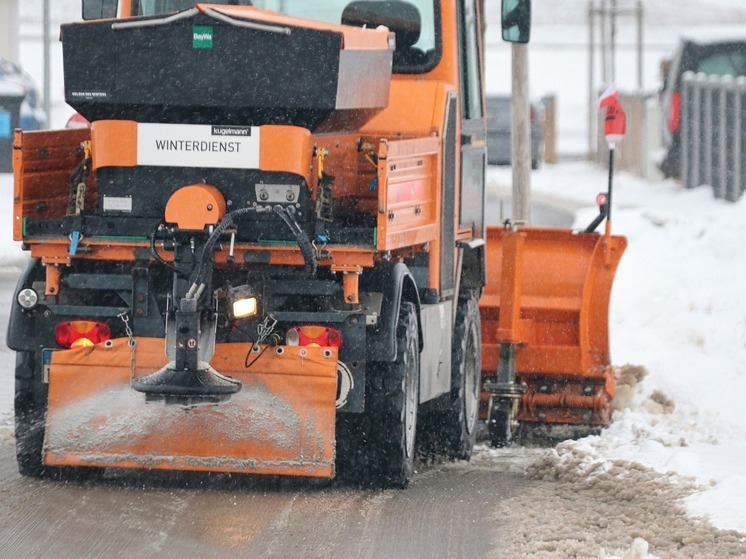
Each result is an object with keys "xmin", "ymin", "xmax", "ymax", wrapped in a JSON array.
[
  {"xmin": 15, "ymin": 351, "xmax": 104, "ymax": 481},
  {"xmin": 421, "ymin": 290, "xmax": 481, "ymax": 460},
  {"xmin": 444, "ymin": 290, "xmax": 481, "ymax": 459},
  {"xmin": 366, "ymin": 301, "xmax": 420, "ymax": 488},
  {"xmin": 15, "ymin": 352, "xmax": 50, "ymax": 478}
]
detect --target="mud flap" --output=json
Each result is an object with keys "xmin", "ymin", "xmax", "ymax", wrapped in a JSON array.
[
  {"xmin": 480, "ymin": 226, "xmax": 627, "ymax": 428},
  {"xmin": 43, "ymin": 338, "xmax": 338, "ymax": 478}
]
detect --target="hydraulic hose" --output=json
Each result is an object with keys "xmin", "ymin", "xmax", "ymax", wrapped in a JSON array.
[
  {"xmin": 188, "ymin": 207, "xmax": 256, "ymax": 295},
  {"xmin": 150, "ymin": 224, "xmax": 191, "ymax": 278},
  {"xmin": 272, "ymin": 205, "xmax": 317, "ymax": 278},
  {"xmin": 186, "ymin": 204, "xmax": 317, "ymax": 298}
]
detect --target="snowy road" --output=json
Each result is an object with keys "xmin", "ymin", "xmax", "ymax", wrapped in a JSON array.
[
  {"xmin": 0, "ymin": 441, "xmax": 535, "ymax": 559},
  {"xmin": 1, "ymin": 435, "xmax": 745, "ymax": 558}
]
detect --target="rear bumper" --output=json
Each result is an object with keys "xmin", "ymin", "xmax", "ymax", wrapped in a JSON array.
[{"xmin": 43, "ymin": 338, "xmax": 338, "ymax": 478}]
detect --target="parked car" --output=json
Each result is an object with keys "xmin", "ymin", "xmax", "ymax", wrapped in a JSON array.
[
  {"xmin": 486, "ymin": 94, "xmax": 544, "ymax": 169},
  {"xmin": 659, "ymin": 28, "xmax": 746, "ymax": 178},
  {"xmin": 0, "ymin": 58, "xmax": 44, "ymax": 131}
]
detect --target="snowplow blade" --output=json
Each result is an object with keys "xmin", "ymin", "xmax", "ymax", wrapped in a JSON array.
[
  {"xmin": 480, "ymin": 226, "xmax": 627, "ymax": 426},
  {"xmin": 43, "ymin": 338, "xmax": 338, "ymax": 478}
]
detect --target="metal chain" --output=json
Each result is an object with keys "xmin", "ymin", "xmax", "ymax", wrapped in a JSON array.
[
  {"xmin": 249, "ymin": 314, "xmax": 277, "ymax": 355},
  {"xmin": 256, "ymin": 314, "xmax": 277, "ymax": 345},
  {"xmin": 118, "ymin": 311, "xmax": 136, "ymax": 386}
]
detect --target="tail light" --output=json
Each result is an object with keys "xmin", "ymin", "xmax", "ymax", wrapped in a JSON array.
[
  {"xmin": 285, "ymin": 325, "xmax": 342, "ymax": 348},
  {"xmin": 668, "ymin": 91, "xmax": 681, "ymax": 134},
  {"xmin": 54, "ymin": 321, "xmax": 112, "ymax": 349}
]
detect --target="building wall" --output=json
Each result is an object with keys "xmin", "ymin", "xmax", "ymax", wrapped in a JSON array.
[{"xmin": 0, "ymin": 0, "xmax": 18, "ymax": 63}]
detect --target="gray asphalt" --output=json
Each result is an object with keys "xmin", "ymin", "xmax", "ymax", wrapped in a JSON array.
[{"xmin": 0, "ymin": 440, "xmax": 537, "ymax": 559}]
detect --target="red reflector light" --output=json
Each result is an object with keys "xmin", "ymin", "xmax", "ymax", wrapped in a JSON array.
[
  {"xmin": 65, "ymin": 112, "xmax": 90, "ymax": 129},
  {"xmin": 286, "ymin": 325, "xmax": 342, "ymax": 348},
  {"xmin": 668, "ymin": 91, "xmax": 681, "ymax": 134},
  {"xmin": 54, "ymin": 321, "xmax": 112, "ymax": 349},
  {"xmin": 596, "ymin": 193, "xmax": 608, "ymax": 206}
]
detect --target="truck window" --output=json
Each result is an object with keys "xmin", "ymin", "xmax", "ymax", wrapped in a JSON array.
[
  {"xmin": 258, "ymin": 1, "xmax": 438, "ymax": 73},
  {"xmin": 133, "ymin": 1, "xmax": 253, "ymax": 16},
  {"xmin": 133, "ymin": 0, "xmax": 440, "ymax": 74},
  {"xmin": 694, "ymin": 49, "xmax": 746, "ymax": 78},
  {"xmin": 458, "ymin": 0, "xmax": 482, "ymax": 119}
]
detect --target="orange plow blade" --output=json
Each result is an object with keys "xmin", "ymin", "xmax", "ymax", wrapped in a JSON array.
[
  {"xmin": 480, "ymin": 226, "xmax": 627, "ymax": 428},
  {"xmin": 43, "ymin": 338, "xmax": 338, "ymax": 478}
]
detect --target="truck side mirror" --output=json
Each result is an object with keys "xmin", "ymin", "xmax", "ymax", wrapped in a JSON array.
[
  {"xmin": 82, "ymin": 0, "xmax": 118, "ymax": 20},
  {"xmin": 502, "ymin": 0, "xmax": 531, "ymax": 44}
]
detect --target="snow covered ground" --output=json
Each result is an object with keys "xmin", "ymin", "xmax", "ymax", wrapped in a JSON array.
[{"xmin": 1, "ymin": 0, "xmax": 745, "ymax": 551}]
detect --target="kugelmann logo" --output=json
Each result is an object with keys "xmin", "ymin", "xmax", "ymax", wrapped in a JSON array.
[{"xmin": 193, "ymin": 26, "xmax": 213, "ymax": 49}]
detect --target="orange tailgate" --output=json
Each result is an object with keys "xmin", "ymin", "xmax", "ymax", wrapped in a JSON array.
[{"xmin": 44, "ymin": 338, "xmax": 338, "ymax": 478}]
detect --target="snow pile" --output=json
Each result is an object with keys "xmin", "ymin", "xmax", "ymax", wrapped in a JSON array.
[
  {"xmin": 482, "ymin": 437, "xmax": 745, "ymax": 558},
  {"xmin": 515, "ymin": 440, "xmax": 746, "ymax": 558},
  {"xmin": 606, "ymin": 365, "xmax": 715, "ymax": 457},
  {"xmin": 601, "ymin": 538, "xmax": 657, "ymax": 559}
]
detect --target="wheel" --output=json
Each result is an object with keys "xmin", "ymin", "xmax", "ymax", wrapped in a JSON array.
[
  {"xmin": 428, "ymin": 290, "xmax": 482, "ymax": 460},
  {"xmin": 365, "ymin": 301, "xmax": 420, "ymax": 488},
  {"xmin": 334, "ymin": 408, "xmax": 372, "ymax": 484},
  {"xmin": 14, "ymin": 351, "xmax": 50, "ymax": 478},
  {"xmin": 14, "ymin": 351, "xmax": 103, "ymax": 481}
]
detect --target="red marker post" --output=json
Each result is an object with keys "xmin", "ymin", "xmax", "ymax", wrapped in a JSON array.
[{"xmin": 598, "ymin": 84, "xmax": 626, "ymax": 238}]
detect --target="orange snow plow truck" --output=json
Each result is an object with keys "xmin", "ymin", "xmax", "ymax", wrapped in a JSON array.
[{"xmin": 9, "ymin": 0, "xmax": 625, "ymax": 487}]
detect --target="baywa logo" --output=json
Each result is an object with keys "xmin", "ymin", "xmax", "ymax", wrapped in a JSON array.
[{"xmin": 193, "ymin": 26, "xmax": 213, "ymax": 49}]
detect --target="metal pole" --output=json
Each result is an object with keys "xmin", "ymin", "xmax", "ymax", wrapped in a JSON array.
[
  {"xmin": 681, "ymin": 73, "xmax": 690, "ymax": 189},
  {"xmin": 703, "ymin": 75, "xmax": 715, "ymax": 188},
  {"xmin": 511, "ymin": 42, "xmax": 531, "ymax": 223},
  {"xmin": 607, "ymin": 148, "xmax": 614, "ymax": 225},
  {"xmin": 43, "ymin": 0, "xmax": 51, "ymax": 128},
  {"xmin": 636, "ymin": 0, "xmax": 643, "ymax": 90},
  {"xmin": 588, "ymin": 0, "xmax": 596, "ymax": 159},
  {"xmin": 691, "ymin": 73, "xmax": 703, "ymax": 189},
  {"xmin": 610, "ymin": 0, "xmax": 617, "ymax": 83},
  {"xmin": 718, "ymin": 77, "xmax": 728, "ymax": 200},
  {"xmin": 600, "ymin": 0, "xmax": 607, "ymax": 84},
  {"xmin": 733, "ymin": 76, "xmax": 746, "ymax": 197}
]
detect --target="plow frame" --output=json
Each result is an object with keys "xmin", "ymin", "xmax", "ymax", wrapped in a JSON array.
[{"xmin": 480, "ymin": 224, "xmax": 627, "ymax": 430}]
